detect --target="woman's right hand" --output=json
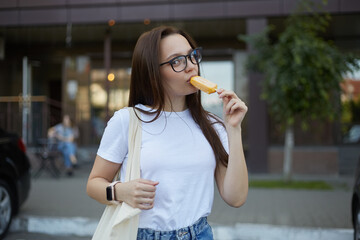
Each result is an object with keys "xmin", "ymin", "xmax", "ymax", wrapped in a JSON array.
[{"xmin": 116, "ymin": 179, "xmax": 159, "ymax": 210}]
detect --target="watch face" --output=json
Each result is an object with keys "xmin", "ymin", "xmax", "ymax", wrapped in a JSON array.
[{"xmin": 106, "ymin": 186, "xmax": 113, "ymax": 201}]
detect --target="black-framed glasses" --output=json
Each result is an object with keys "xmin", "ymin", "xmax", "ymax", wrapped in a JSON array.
[{"xmin": 159, "ymin": 47, "xmax": 202, "ymax": 73}]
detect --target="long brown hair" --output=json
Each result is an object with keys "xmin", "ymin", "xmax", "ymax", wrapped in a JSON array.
[{"xmin": 128, "ymin": 26, "xmax": 228, "ymax": 167}]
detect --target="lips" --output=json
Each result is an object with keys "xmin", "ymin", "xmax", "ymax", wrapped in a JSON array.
[{"xmin": 188, "ymin": 75, "xmax": 197, "ymax": 83}]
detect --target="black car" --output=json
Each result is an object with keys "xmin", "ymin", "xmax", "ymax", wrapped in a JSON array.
[
  {"xmin": 0, "ymin": 128, "xmax": 31, "ymax": 239},
  {"xmin": 353, "ymin": 156, "xmax": 360, "ymax": 240}
]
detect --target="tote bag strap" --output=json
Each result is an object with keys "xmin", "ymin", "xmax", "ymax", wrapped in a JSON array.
[{"xmin": 124, "ymin": 107, "xmax": 142, "ymax": 182}]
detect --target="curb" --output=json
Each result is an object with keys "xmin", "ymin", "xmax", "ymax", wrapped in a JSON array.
[
  {"xmin": 10, "ymin": 216, "xmax": 98, "ymax": 237},
  {"xmin": 212, "ymin": 223, "xmax": 353, "ymax": 240},
  {"xmin": 11, "ymin": 216, "xmax": 353, "ymax": 240}
]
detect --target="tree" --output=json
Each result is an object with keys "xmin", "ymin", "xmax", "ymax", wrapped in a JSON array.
[{"xmin": 239, "ymin": 0, "xmax": 359, "ymax": 182}]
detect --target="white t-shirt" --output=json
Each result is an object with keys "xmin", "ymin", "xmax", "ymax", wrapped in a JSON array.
[{"xmin": 97, "ymin": 104, "xmax": 229, "ymax": 231}]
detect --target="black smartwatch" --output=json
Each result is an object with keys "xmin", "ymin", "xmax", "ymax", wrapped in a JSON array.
[{"xmin": 106, "ymin": 181, "xmax": 121, "ymax": 204}]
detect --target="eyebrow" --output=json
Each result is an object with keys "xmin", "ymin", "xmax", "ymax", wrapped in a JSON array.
[{"xmin": 165, "ymin": 48, "xmax": 193, "ymax": 61}]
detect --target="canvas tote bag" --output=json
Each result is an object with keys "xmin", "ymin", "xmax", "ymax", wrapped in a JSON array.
[{"xmin": 92, "ymin": 107, "xmax": 142, "ymax": 240}]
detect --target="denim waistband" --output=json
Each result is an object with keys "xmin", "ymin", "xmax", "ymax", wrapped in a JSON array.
[{"xmin": 137, "ymin": 217, "xmax": 209, "ymax": 240}]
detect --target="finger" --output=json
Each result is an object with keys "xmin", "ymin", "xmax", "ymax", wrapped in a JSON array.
[
  {"xmin": 139, "ymin": 183, "xmax": 158, "ymax": 193},
  {"xmin": 218, "ymin": 90, "xmax": 238, "ymax": 99},
  {"xmin": 138, "ymin": 178, "xmax": 159, "ymax": 185},
  {"xmin": 240, "ymin": 102, "xmax": 248, "ymax": 113},
  {"xmin": 216, "ymin": 88, "xmax": 224, "ymax": 94},
  {"xmin": 138, "ymin": 202, "xmax": 154, "ymax": 210},
  {"xmin": 230, "ymin": 102, "xmax": 242, "ymax": 115},
  {"xmin": 132, "ymin": 185, "xmax": 156, "ymax": 199},
  {"xmin": 136, "ymin": 197, "xmax": 155, "ymax": 205},
  {"xmin": 136, "ymin": 197, "xmax": 155, "ymax": 210},
  {"xmin": 138, "ymin": 191, "xmax": 156, "ymax": 199},
  {"xmin": 224, "ymin": 99, "xmax": 238, "ymax": 114},
  {"xmin": 236, "ymin": 99, "xmax": 247, "ymax": 110},
  {"xmin": 219, "ymin": 92, "xmax": 239, "ymax": 109},
  {"xmin": 135, "ymin": 179, "xmax": 158, "ymax": 190},
  {"xmin": 231, "ymin": 101, "xmax": 248, "ymax": 114},
  {"xmin": 138, "ymin": 179, "xmax": 159, "ymax": 186}
]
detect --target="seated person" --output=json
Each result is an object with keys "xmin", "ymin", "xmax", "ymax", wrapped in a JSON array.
[{"xmin": 48, "ymin": 114, "xmax": 79, "ymax": 176}]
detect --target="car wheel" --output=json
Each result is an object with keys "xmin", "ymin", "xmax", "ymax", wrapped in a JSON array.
[
  {"xmin": 356, "ymin": 204, "xmax": 360, "ymax": 240},
  {"xmin": 0, "ymin": 180, "xmax": 13, "ymax": 239}
]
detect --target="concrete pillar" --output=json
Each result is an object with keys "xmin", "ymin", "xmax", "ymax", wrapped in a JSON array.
[{"xmin": 246, "ymin": 18, "xmax": 268, "ymax": 173}]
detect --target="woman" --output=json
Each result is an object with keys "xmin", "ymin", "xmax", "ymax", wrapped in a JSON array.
[
  {"xmin": 48, "ymin": 114, "xmax": 78, "ymax": 176},
  {"xmin": 87, "ymin": 26, "xmax": 248, "ymax": 239}
]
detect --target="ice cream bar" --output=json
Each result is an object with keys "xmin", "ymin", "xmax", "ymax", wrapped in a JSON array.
[{"xmin": 190, "ymin": 76, "xmax": 217, "ymax": 94}]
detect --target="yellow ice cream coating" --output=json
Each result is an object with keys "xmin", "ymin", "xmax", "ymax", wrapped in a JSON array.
[{"xmin": 190, "ymin": 76, "xmax": 217, "ymax": 94}]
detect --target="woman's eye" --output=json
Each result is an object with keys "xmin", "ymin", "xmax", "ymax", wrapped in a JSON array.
[{"xmin": 171, "ymin": 58, "xmax": 181, "ymax": 66}]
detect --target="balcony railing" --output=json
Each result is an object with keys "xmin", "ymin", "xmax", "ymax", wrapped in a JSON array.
[{"xmin": 0, "ymin": 95, "xmax": 62, "ymax": 146}]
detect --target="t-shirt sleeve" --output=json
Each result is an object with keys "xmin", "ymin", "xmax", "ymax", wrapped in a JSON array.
[
  {"xmin": 97, "ymin": 108, "xmax": 129, "ymax": 164},
  {"xmin": 54, "ymin": 124, "xmax": 63, "ymax": 135}
]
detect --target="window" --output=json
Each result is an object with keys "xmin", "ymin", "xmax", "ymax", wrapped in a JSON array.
[{"xmin": 200, "ymin": 60, "xmax": 234, "ymax": 118}]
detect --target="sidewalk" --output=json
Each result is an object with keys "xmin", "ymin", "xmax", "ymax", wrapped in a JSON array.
[{"xmin": 9, "ymin": 147, "xmax": 355, "ymax": 239}]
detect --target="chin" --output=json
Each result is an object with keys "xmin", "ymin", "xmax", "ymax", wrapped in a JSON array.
[{"xmin": 187, "ymin": 86, "xmax": 199, "ymax": 95}]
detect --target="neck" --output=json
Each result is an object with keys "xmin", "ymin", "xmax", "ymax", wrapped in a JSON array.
[{"xmin": 163, "ymin": 96, "xmax": 187, "ymax": 112}]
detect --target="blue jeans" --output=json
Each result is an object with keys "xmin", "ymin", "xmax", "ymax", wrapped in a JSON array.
[
  {"xmin": 137, "ymin": 217, "xmax": 213, "ymax": 240},
  {"xmin": 57, "ymin": 142, "xmax": 76, "ymax": 168}
]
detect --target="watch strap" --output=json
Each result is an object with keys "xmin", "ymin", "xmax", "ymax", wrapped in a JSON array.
[{"xmin": 106, "ymin": 181, "xmax": 121, "ymax": 204}]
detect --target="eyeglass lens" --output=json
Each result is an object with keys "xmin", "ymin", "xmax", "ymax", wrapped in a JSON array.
[{"xmin": 171, "ymin": 48, "xmax": 202, "ymax": 72}]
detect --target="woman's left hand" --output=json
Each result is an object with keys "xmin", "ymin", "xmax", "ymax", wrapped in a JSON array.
[{"xmin": 217, "ymin": 88, "xmax": 248, "ymax": 128}]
